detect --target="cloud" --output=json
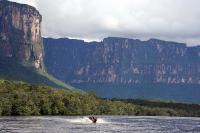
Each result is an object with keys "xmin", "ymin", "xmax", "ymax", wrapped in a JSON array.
[
  {"xmin": 11, "ymin": 0, "xmax": 37, "ymax": 7},
  {"xmin": 10, "ymin": 0, "xmax": 200, "ymax": 45}
]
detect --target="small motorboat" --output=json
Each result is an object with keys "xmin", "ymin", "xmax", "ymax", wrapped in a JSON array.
[{"xmin": 88, "ymin": 116, "xmax": 97, "ymax": 123}]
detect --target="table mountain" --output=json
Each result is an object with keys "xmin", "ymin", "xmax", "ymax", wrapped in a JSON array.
[
  {"xmin": 0, "ymin": 0, "xmax": 44, "ymax": 69},
  {"xmin": 44, "ymin": 37, "xmax": 200, "ymax": 103},
  {"xmin": 44, "ymin": 37, "xmax": 200, "ymax": 85},
  {"xmin": 0, "ymin": 0, "xmax": 74, "ymax": 90}
]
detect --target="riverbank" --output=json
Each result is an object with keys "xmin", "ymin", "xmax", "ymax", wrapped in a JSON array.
[{"xmin": 0, "ymin": 80, "xmax": 200, "ymax": 117}]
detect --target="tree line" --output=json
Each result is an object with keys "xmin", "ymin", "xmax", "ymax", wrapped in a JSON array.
[{"xmin": 0, "ymin": 80, "xmax": 199, "ymax": 116}]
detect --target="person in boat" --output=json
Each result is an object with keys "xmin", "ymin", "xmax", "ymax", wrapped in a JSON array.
[{"xmin": 88, "ymin": 116, "xmax": 97, "ymax": 123}]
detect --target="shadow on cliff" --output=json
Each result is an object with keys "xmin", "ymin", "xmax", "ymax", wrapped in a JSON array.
[{"xmin": 0, "ymin": 56, "xmax": 75, "ymax": 90}]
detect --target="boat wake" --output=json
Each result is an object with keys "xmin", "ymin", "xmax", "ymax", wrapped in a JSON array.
[
  {"xmin": 66, "ymin": 117, "xmax": 109, "ymax": 124},
  {"xmin": 34, "ymin": 116, "xmax": 109, "ymax": 124}
]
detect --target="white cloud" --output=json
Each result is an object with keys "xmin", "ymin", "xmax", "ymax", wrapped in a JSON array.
[
  {"xmin": 11, "ymin": 0, "xmax": 37, "ymax": 7},
  {"xmin": 10, "ymin": 0, "xmax": 200, "ymax": 45}
]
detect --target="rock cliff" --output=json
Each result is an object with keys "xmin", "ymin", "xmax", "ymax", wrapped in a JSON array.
[
  {"xmin": 43, "ymin": 37, "xmax": 200, "ymax": 102},
  {"xmin": 44, "ymin": 37, "xmax": 200, "ymax": 85},
  {"xmin": 0, "ymin": 0, "xmax": 44, "ymax": 69}
]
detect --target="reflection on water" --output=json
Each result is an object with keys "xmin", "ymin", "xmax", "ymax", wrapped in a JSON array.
[{"xmin": 0, "ymin": 116, "xmax": 200, "ymax": 133}]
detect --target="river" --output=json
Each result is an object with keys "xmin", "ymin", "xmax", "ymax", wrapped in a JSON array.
[{"xmin": 0, "ymin": 116, "xmax": 200, "ymax": 133}]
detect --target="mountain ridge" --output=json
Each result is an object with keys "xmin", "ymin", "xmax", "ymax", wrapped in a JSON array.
[
  {"xmin": 44, "ymin": 37, "xmax": 200, "ymax": 84},
  {"xmin": 43, "ymin": 37, "xmax": 200, "ymax": 103}
]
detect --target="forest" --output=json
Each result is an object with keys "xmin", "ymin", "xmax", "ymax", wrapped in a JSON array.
[{"xmin": 0, "ymin": 80, "xmax": 200, "ymax": 116}]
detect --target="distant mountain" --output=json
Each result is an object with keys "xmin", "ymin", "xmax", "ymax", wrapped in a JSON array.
[
  {"xmin": 0, "ymin": 1, "xmax": 74, "ymax": 90},
  {"xmin": 43, "ymin": 37, "xmax": 200, "ymax": 103},
  {"xmin": 2, "ymin": 1, "xmax": 199, "ymax": 103}
]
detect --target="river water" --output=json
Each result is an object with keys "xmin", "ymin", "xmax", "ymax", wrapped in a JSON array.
[{"xmin": 0, "ymin": 116, "xmax": 200, "ymax": 133}]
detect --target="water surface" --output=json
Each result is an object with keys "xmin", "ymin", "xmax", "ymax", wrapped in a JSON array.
[{"xmin": 0, "ymin": 116, "xmax": 200, "ymax": 133}]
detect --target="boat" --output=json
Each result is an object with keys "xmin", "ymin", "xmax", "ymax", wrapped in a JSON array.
[{"xmin": 88, "ymin": 116, "xmax": 97, "ymax": 123}]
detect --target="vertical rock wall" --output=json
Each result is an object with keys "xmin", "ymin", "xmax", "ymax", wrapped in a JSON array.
[
  {"xmin": 44, "ymin": 37, "xmax": 200, "ymax": 85},
  {"xmin": 0, "ymin": 0, "xmax": 44, "ymax": 69}
]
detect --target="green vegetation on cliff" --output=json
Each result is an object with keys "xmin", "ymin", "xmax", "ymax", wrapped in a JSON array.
[
  {"xmin": 0, "ymin": 57, "xmax": 75, "ymax": 90},
  {"xmin": 0, "ymin": 80, "xmax": 200, "ymax": 116}
]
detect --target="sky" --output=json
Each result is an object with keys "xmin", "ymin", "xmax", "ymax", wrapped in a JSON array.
[{"xmin": 11, "ymin": 0, "xmax": 200, "ymax": 46}]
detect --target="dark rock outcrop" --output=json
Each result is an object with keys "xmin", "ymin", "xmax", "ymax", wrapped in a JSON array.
[
  {"xmin": 0, "ymin": 0, "xmax": 44, "ymax": 69},
  {"xmin": 44, "ymin": 37, "xmax": 200, "ymax": 85}
]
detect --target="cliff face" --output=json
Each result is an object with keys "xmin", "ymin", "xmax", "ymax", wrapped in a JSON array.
[
  {"xmin": 44, "ymin": 37, "xmax": 200, "ymax": 85},
  {"xmin": 0, "ymin": 0, "xmax": 44, "ymax": 69}
]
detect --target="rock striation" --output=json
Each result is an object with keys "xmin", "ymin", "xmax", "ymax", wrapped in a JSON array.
[
  {"xmin": 0, "ymin": 0, "xmax": 44, "ymax": 69},
  {"xmin": 44, "ymin": 37, "xmax": 200, "ymax": 85}
]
